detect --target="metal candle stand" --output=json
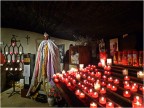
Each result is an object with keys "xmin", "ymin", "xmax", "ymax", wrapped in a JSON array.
[{"xmin": 4, "ymin": 35, "xmax": 24, "ymax": 97}]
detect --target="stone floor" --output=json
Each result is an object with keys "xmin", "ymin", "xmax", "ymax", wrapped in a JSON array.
[{"xmin": 1, "ymin": 88, "xmax": 53, "ymax": 107}]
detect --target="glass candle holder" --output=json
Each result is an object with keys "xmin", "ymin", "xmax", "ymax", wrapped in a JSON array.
[
  {"xmin": 98, "ymin": 62, "xmax": 102, "ymax": 67},
  {"xmin": 123, "ymin": 90, "xmax": 131, "ymax": 98},
  {"xmin": 90, "ymin": 102, "xmax": 97, "ymax": 108},
  {"xmin": 75, "ymin": 89, "xmax": 81, "ymax": 96},
  {"xmin": 124, "ymin": 83, "xmax": 131, "ymax": 90},
  {"xmin": 133, "ymin": 95, "xmax": 142, "ymax": 103},
  {"xmin": 88, "ymin": 89, "xmax": 93, "ymax": 96},
  {"xmin": 67, "ymin": 82, "xmax": 71, "ymax": 87},
  {"xmin": 79, "ymin": 92, "xmax": 85, "ymax": 99},
  {"xmin": 99, "ymin": 96, "xmax": 106, "ymax": 104},
  {"xmin": 106, "ymin": 102, "xmax": 114, "ymax": 108},
  {"xmin": 114, "ymin": 79, "xmax": 119, "ymax": 84},
  {"xmin": 101, "ymin": 81, "xmax": 106, "ymax": 86},
  {"xmin": 54, "ymin": 78, "xmax": 59, "ymax": 83},
  {"xmin": 132, "ymin": 101, "xmax": 143, "ymax": 108},
  {"xmin": 130, "ymin": 86, "xmax": 138, "ymax": 92},
  {"xmin": 124, "ymin": 76, "xmax": 130, "ymax": 81},
  {"xmin": 108, "ymin": 77, "xmax": 113, "ymax": 82},
  {"xmin": 107, "ymin": 83, "xmax": 112, "ymax": 89},
  {"xmin": 111, "ymin": 85, "xmax": 117, "ymax": 91},
  {"xmin": 92, "ymin": 92, "xmax": 98, "ymax": 98},
  {"xmin": 76, "ymin": 73, "xmax": 81, "ymax": 80},
  {"xmin": 100, "ymin": 87, "xmax": 106, "ymax": 94}
]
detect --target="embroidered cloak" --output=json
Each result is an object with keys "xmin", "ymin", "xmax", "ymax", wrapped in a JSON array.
[{"xmin": 26, "ymin": 39, "xmax": 60, "ymax": 97}]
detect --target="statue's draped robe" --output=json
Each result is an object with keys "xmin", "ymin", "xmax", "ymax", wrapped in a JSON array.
[{"xmin": 26, "ymin": 40, "xmax": 60, "ymax": 97}]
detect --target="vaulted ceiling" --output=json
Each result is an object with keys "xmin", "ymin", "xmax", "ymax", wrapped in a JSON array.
[{"xmin": 1, "ymin": 1, "xmax": 143, "ymax": 40}]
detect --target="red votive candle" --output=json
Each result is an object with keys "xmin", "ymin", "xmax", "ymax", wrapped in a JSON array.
[
  {"xmin": 78, "ymin": 82, "xmax": 81, "ymax": 87},
  {"xmin": 76, "ymin": 73, "xmax": 81, "ymax": 80},
  {"xmin": 91, "ymin": 72, "xmax": 95, "ymax": 76},
  {"xmin": 53, "ymin": 74, "xmax": 57, "ymax": 79},
  {"xmin": 95, "ymin": 69, "xmax": 98, "ymax": 72},
  {"xmin": 139, "ymin": 86, "xmax": 144, "ymax": 94},
  {"xmin": 130, "ymin": 86, "xmax": 138, "ymax": 92},
  {"xmin": 72, "ymin": 79, "xmax": 76, "ymax": 84},
  {"xmin": 81, "ymin": 84, "xmax": 85, "ymax": 89},
  {"xmin": 100, "ymin": 87, "xmax": 106, "ymax": 94},
  {"xmin": 111, "ymin": 85, "xmax": 117, "ymax": 91},
  {"xmin": 93, "ymin": 65, "xmax": 96, "ymax": 69},
  {"xmin": 67, "ymin": 82, "xmax": 71, "ymax": 87},
  {"xmin": 82, "ymin": 74, "xmax": 87, "ymax": 78},
  {"xmin": 75, "ymin": 89, "xmax": 81, "ymax": 96},
  {"xmin": 98, "ymin": 62, "xmax": 102, "ymax": 67},
  {"xmin": 108, "ymin": 77, "xmax": 113, "ymax": 82},
  {"xmin": 101, "ymin": 81, "xmax": 106, "ymax": 86},
  {"xmin": 62, "ymin": 77, "xmax": 65, "ymax": 82},
  {"xmin": 102, "ymin": 75, "xmax": 107, "ymax": 80},
  {"xmin": 84, "ymin": 87, "xmax": 88, "ymax": 92},
  {"xmin": 104, "ymin": 71, "xmax": 108, "ymax": 75},
  {"xmin": 88, "ymin": 89, "xmax": 93, "ymax": 96},
  {"xmin": 107, "ymin": 66, "xmax": 111, "ymax": 71},
  {"xmin": 95, "ymin": 72, "xmax": 101, "ymax": 78},
  {"xmin": 91, "ymin": 77, "xmax": 95, "ymax": 82},
  {"xmin": 59, "ymin": 74, "xmax": 63, "ymax": 80},
  {"xmin": 123, "ymin": 81, "xmax": 130, "ymax": 85},
  {"xmin": 65, "ymin": 78, "xmax": 68, "ymax": 84},
  {"xmin": 54, "ymin": 78, "xmax": 59, "ymax": 83},
  {"xmin": 114, "ymin": 79, "xmax": 119, "ymax": 84},
  {"xmin": 79, "ymin": 92, "xmax": 85, "ymax": 99},
  {"xmin": 123, "ymin": 90, "xmax": 131, "ymax": 98},
  {"xmin": 106, "ymin": 102, "xmax": 114, "ymax": 108},
  {"xmin": 99, "ymin": 96, "xmax": 106, "ymax": 104},
  {"xmin": 132, "ymin": 101, "xmax": 143, "ymax": 108},
  {"xmin": 124, "ymin": 76, "xmax": 130, "ymax": 81},
  {"xmin": 124, "ymin": 84, "xmax": 131, "ymax": 90},
  {"xmin": 107, "ymin": 71, "xmax": 111, "ymax": 75},
  {"xmin": 83, "ymin": 80, "xmax": 87, "ymax": 84},
  {"xmin": 90, "ymin": 102, "xmax": 97, "ymax": 108},
  {"xmin": 68, "ymin": 75, "xmax": 71, "ymax": 79},
  {"xmin": 132, "ymin": 83, "xmax": 138, "ymax": 88},
  {"xmin": 133, "ymin": 95, "xmax": 143, "ymax": 103},
  {"xmin": 107, "ymin": 83, "xmax": 112, "ymax": 89},
  {"xmin": 88, "ymin": 76, "xmax": 91, "ymax": 81},
  {"xmin": 92, "ymin": 92, "xmax": 98, "ymax": 98},
  {"xmin": 104, "ymin": 66, "xmax": 107, "ymax": 70}
]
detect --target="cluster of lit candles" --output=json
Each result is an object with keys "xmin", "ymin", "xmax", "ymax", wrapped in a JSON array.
[
  {"xmin": 4, "ymin": 59, "xmax": 24, "ymax": 63},
  {"xmin": 123, "ymin": 76, "xmax": 144, "ymax": 94},
  {"xmin": 4, "ymin": 51, "xmax": 24, "ymax": 64},
  {"xmin": 5, "ymin": 67, "xmax": 22, "ymax": 71},
  {"xmin": 5, "ymin": 51, "xmax": 23, "ymax": 55},
  {"xmin": 132, "ymin": 95, "xmax": 143, "ymax": 108},
  {"xmin": 53, "ymin": 64, "xmax": 143, "ymax": 108}
]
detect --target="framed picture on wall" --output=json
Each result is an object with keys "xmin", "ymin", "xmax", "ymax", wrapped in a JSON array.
[
  {"xmin": 57, "ymin": 44, "xmax": 65, "ymax": 63},
  {"xmin": 110, "ymin": 38, "xmax": 118, "ymax": 56}
]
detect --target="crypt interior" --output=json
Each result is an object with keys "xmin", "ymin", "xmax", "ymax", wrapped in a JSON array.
[{"xmin": 1, "ymin": 1, "xmax": 143, "ymax": 107}]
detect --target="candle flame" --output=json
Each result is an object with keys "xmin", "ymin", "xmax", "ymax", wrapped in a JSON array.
[{"xmin": 94, "ymin": 82, "xmax": 101, "ymax": 90}]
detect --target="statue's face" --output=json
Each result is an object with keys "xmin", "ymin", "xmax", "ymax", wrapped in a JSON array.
[{"xmin": 44, "ymin": 36, "xmax": 49, "ymax": 40}]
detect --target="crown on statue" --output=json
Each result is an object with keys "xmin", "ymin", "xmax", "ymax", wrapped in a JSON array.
[{"xmin": 44, "ymin": 32, "xmax": 49, "ymax": 37}]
